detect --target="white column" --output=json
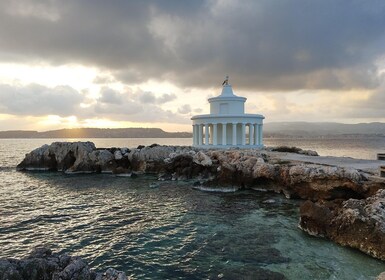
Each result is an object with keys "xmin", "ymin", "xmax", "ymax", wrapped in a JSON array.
[
  {"xmin": 198, "ymin": 124, "xmax": 203, "ymax": 145},
  {"xmin": 249, "ymin": 124, "xmax": 254, "ymax": 145},
  {"xmin": 205, "ymin": 123, "xmax": 209, "ymax": 145},
  {"xmin": 192, "ymin": 125, "xmax": 197, "ymax": 146},
  {"xmin": 213, "ymin": 123, "xmax": 218, "ymax": 146},
  {"xmin": 241, "ymin": 123, "xmax": 246, "ymax": 145},
  {"xmin": 254, "ymin": 124, "xmax": 258, "ymax": 145},
  {"xmin": 259, "ymin": 124, "xmax": 263, "ymax": 145},
  {"xmin": 222, "ymin": 123, "xmax": 227, "ymax": 145},
  {"xmin": 232, "ymin": 123, "xmax": 237, "ymax": 145}
]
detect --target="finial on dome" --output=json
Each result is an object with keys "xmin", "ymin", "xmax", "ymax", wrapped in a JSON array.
[{"xmin": 222, "ymin": 75, "xmax": 229, "ymax": 86}]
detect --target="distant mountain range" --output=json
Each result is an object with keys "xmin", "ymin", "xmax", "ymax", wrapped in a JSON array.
[
  {"xmin": 264, "ymin": 122, "xmax": 385, "ymax": 137},
  {"xmin": 0, "ymin": 122, "xmax": 384, "ymax": 138}
]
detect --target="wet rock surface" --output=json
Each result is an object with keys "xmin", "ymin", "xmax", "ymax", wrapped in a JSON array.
[
  {"xmin": 0, "ymin": 247, "xmax": 128, "ymax": 280},
  {"xmin": 299, "ymin": 189, "xmax": 385, "ymax": 261}
]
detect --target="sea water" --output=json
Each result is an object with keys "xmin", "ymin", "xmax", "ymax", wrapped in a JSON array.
[{"xmin": 1, "ymin": 138, "xmax": 385, "ymax": 279}]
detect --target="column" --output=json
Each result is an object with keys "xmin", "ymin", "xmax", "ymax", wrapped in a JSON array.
[
  {"xmin": 258, "ymin": 124, "xmax": 263, "ymax": 146},
  {"xmin": 222, "ymin": 123, "xmax": 227, "ymax": 145},
  {"xmin": 232, "ymin": 123, "xmax": 237, "ymax": 145},
  {"xmin": 192, "ymin": 125, "xmax": 197, "ymax": 146},
  {"xmin": 254, "ymin": 124, "xmax": 258, "ymax": 145},
  {"xmin": 205, "ymin": 123, "xmax": 209, "ymax": 145},
  {"xmin": 198, "ymin": 124, "xmax": 203, "ymax": 145},
  {"xmin": 213, "ymin": 123, "xmax": 218, "ymax": 146},
  {"xmin": 241, "ymin": 123, "xmax": 246, "ymax": 146},
  {"xmin": 249, "ymin": 124, "xmax": 254, "ymax": 145}
]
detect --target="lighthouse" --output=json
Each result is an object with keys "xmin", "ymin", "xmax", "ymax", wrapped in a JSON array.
[{"xmin": 191, "ymin": 77, "xmax": 265, "ymax": 148}]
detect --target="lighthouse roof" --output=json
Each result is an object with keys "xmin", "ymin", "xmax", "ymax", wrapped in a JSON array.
[
  {"xmin": 220, "ymin": 84, "xmax": 236, "ymax": 96},
  {"xmin": 208, "ymin": 84, "xmax": 246, "ymax": 103}
]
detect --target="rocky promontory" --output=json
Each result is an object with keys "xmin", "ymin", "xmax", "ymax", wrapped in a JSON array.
[
  {"xmin": 16, "ymin": 142, "xmax": 385, "ymax": 262},
  {"xmin": 0, "ymin": 247, "xmax": 127, "ymax": 280},
  {"xmin": 17, "ymin": 142, "xmax": 383, "ymax": 201}
]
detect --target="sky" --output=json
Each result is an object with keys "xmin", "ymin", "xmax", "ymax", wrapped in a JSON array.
[{"xmin": 0, "ymin": 0, "xmax": 385, "ymax": 132}]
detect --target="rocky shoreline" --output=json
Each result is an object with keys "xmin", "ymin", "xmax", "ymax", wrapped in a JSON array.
[
  {"xmin": 16, "ymin": 142, "xmax": 385, "ymax": 265},
  {"xmin": 0, "ymin": 247, "xmax": 127, "ymax": 280}
]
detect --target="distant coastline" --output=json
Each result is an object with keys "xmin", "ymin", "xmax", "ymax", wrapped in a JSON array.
[
  {"xmin": 1, "ymin": 122, "xmax": 384, "ymax": 139},
  {"xmin": 0, "ymin": 127, "xmax": 192, "ymax": 139}
]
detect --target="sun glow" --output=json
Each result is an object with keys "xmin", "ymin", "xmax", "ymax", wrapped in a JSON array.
[{"xmin": 39, "ymin": 115, "xmax": 79, "ymax": 129}]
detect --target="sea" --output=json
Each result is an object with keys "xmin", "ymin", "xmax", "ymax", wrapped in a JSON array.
[{"xmin": 1, "ymin": 137, "xmax": 385, "ymax": 280}]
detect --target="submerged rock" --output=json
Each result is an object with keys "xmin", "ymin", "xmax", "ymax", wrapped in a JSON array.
[
  {"xmin": 299, "ymin": 189, "xmax": 385, "ymax": 260},
  {"xmin": 0, "ymin": 247, "xmax": 128, "ymax": 280}
]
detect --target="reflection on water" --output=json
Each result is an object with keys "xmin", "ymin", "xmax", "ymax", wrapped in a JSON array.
[{"xmin": 1, "ymin": 138, "xmax": 385, "ymax": 279}]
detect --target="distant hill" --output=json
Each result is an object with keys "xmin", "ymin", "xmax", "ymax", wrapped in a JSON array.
[
  {"xmin": 264, "ymin": 122, "xmax": 385, "ymax": 137},
  {"xmin": 1, "ymin": 122, "xmax": 384, "ymax": 139},
  {"xmin": 0, "ymin": 128, "xmax": 192, "ymax": 139}
]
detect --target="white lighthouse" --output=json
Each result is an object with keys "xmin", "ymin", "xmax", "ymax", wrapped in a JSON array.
[{"xmin": 191, "ymin": 77, "xmax": 264, "ymax": 148}]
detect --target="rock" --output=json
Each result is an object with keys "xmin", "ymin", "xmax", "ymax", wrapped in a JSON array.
[
  {"xmin": 193, "ymin": 151, "xmax": 212, "ymax": 166},
  {"xmin": 299, "ymin": 189, "xmax": 385, "ymax": 261},
  {"xmin": 17, "ymin": 142, "xmax": 96, "ymax": 172},
  {"xmin": 95, "ymin": 268, "xmax": 128, "ymax": 280},
  {"xmin": 86, "ymin": 150, "xmax": 115, "ymax": 173},
  {"xmin": 114, "ymin": 150, "xmax": 123, "ymax": 160},
  {"xmin": 0, "ymin": 247, "xmax": 128, "ymax": 280},
  {"xmin": 17, "ymin": 142, "xmax": 383, "ymax": 201},
  {"xmin": 257, "ymin": 157, "xmax": 265, "ymax": 164},
  {"xmin": 377, "ymin": 272, "xmax": 385, "ymax": 280},
  {"xmin": 299, "ymin": 149, "xmax": 319, "ymax": 156}
]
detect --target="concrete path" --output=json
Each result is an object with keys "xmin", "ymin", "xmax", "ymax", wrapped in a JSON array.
[{"xmin": 268, "ymin": 151, "xmax": 385, "ymax": 175}]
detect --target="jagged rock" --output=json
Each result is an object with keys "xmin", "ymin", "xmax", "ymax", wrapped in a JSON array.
[
  {"xmin": 299, "ymin": 189, "xmax": 385, "ymax": 261},
  {"xmin": 0, "ymin": 247, "xmax": 128, "ymax": 280},
  {"xmin": 17, "ymin": 142, "xmax": 383, "ymax": 201},
  {"xmin": 193, "ymin": 151, "xmax": 212, "ymax": 166},
  {"xmin": 114, "ymin": 150, "xmax": 123, "ymax": 160},
  {"xmin": 120, "ymin": 148, "xmax": 129, "ymax": 156},
  {"xmin": 86, "ymin": 150, "xmax": 115, "ymax": 173},
  {"xmin": 16, "ymin": 142, "xmax": 96, "ymax": 171},
  {"xmin": 95, "ymin": 268, "xmax": 127, "ymax": 280}
]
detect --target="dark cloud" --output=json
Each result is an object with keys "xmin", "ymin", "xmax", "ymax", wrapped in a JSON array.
[
  {"xmin": 138, "ymin": 91, "xmax": 176, "ymax": 104},
  {"xmin": 0, "ymin": 0, "xmax": 385, "ymax": 90},
  {"xmin": 99, "ymin": 87, "xmax": 124, "ymax": 104},
  {"xmin": 0, "ymin": 83, "xmax": 83, "ymax": 116}
]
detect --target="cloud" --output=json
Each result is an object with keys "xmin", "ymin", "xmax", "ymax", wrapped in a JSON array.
[
  {"xmin": 137, "ymin": 91, "xmax": 176, "ymax": 104},
  {"xmin": 0, "ymin": 0, "xmax": 384, "ymax": 91},
  {"xmin": 99, "ymin": 87, "xmax": 124, "ymax": 104},
  {"xmin": 91, "ymin": 87, "xmax": 186, "ymax": 123},
  {"xmin": 0, "ymin": 83, "xmax": 188, "ymax": 124},
  {"xmin": 178, "ymin": 104, "xmax": 191, "ymax": 114},
  {"xmin": 0, "ymin": 83, "xmax": 84, "ymax": 116}
]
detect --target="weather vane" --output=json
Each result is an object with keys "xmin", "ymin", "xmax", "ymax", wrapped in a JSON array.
[{"xmin": 222, "ymin": 75, "xmax": 229, "ymax": 86}]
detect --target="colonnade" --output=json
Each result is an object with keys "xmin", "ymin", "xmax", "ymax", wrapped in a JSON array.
[{"xmin": 192, "ymin": 122, "xmax": 263, "ymax": 147}]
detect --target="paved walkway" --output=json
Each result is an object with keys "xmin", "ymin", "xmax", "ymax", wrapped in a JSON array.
[{"xmin": 269, "ymin": 151, "xmax": 384, "ymax": 175}]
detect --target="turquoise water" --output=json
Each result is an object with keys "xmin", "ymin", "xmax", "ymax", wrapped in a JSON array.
[{"xmin": 1, "ymin": 138, "xmax": 385, "ymax": 279}]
